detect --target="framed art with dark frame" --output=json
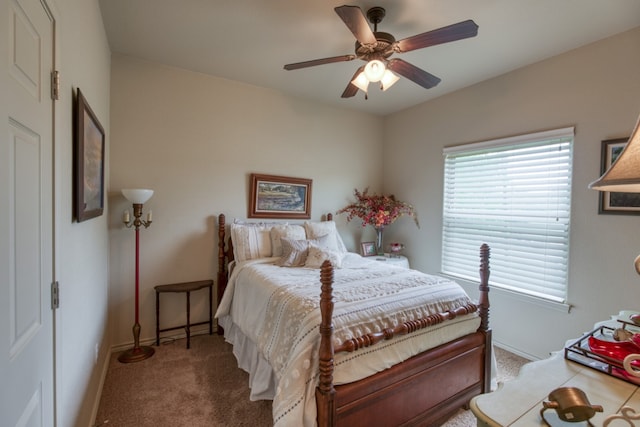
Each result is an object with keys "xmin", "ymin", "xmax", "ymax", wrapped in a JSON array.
[
  {"xmin": 599, "ymin": 137, "xmax": 640, "ymax": 214},
  {"xmin": 361, "ymin": 242, "xmax": 376, "ymax": 257},
  {"xmin": 249, "ymin": 173, "xmax": 312, "ymax": 219},
  {"xmin": 74, "ymin": 89, "xmax": 105, "ymax": 222}
]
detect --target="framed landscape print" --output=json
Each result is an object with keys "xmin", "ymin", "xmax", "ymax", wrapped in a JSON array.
[
  {"xmin": 249, "ymin": 173, "xmax": 312, "ymax": 219},
  {"xmin": 599, "ymin": 137, "xmax": 640, "ymax": 214},
  {"xmin": 74, "ymin": 89, "xmax": 105, "ymax": 222}
]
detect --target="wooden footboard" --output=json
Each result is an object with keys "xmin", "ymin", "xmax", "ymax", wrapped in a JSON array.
[{"xmin": 316, "ymin": 244, "xmax": 491, "ymax": 427}]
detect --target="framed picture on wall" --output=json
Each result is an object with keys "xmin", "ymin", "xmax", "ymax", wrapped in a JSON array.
[
  {"xmin": 249, "ymin": 173, "xmax": 312, "ymax": 219},
  {"xmin": 599, "ymin": 137, "xmax": 640, "ymax": 214},
  {"xmin": 74, "ymin": 89, "xmax": 105, "ymax": 222}
]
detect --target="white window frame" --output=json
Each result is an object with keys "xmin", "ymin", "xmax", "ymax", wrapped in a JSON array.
[{"xmin": 441, "ymin": 127, "xmax": 574, "ymax": 303}]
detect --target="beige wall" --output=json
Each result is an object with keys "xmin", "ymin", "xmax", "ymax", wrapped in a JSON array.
[
  {"xmin": 384, "ymin": 27, "xmax": 640, "ymax": 359},
  {"xmin": 107, "ymin": 27, "xmax": 640, "ymax": 361},
  {"xmin": 108, "ymin": 55, "xmax": 384, "ymax": 347},
  {"xmin": 50, "ymin": 0, "xmax": 112, "ymax": 425}
]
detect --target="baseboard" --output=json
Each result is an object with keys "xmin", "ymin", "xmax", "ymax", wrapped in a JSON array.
[
  {"xmin": 493, "ymin": 340, "xmax": 539, "ymax": 361},
  {"xmin": 109, "ymin": 324, "xmax": 218, "ymax": 353},
  {"xmin": 88, "ymin": 347, "xmax": 113, "ymax": 427}
]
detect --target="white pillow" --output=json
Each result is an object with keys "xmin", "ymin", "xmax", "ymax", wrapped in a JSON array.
[
  {"xmin": 276, "ymin": 237, "xmax": 310, "ymax": 267},
  {"xmin": 230, "ymin": 222, "xmax": 272, "ymax": 262},
  {"xmin": 304, "ymin": 221, "xmax": 347, "ymax": 253},
  {"xmin": 305, "ymin": 245, "xmax": 344, "ymax": 269},
  {"xmin": 276, "ymin": 235, "xmax": 331, "ymax": 267},
  {"xmin": 270, "ymin": 224, "xmax": 306, "ymax": 257}
]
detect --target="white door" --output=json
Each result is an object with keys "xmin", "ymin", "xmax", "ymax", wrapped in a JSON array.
[{"xmin": 0, "ymin": 0, "xmax": 55, "ymax": 425}]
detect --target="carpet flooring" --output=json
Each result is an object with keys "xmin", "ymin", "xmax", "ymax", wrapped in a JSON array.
[{"xmin": 95, "ymin": 334, "xmax": 529, "ymax": 427}]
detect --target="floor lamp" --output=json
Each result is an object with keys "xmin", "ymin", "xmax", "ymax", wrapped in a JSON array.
[{"xmin": 118, "ymin": 188, "xmax": 155, "ymax": 363}]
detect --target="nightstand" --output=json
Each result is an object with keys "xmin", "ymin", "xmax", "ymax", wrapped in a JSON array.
[{"xmin": 374, "ymin": 254, "xmax": 409, "ymax": 269}]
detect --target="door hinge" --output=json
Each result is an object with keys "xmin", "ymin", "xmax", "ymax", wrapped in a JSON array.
[
  {"xmin": 51, "ymin": 281, "xmax": 59, "ymax": 309},
  {"xmin": 51, "ymin": 70, "xmax": 60, "ymax": 101}
]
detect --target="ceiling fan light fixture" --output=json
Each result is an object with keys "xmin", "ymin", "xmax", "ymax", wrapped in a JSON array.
[
  {"xmin": 351, "ymin": 71, "xmax": 370, "ymax": 93},
  {"xmin": 364, "ymin": 59, "xmax": 385, "ymax": 82},
  {"xmin": 380, "ymin": 69, "xmax": 400, "ymax": 91}
]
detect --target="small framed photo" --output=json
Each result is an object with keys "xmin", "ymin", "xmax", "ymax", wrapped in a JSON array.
[
  {"xmin": 599, "ymin": 137, "xmax": 640, "ymax": 214},
  {"xmin": 249, "ymin": 173, "xmax": 312, "ymax": 219},
  {"xmin": 74, "ymin": 89, "xmax": 105, "ymax": 222},
  {"xmin": 361, "ymin": 242, "xmax": 376, "ymax": 257}
]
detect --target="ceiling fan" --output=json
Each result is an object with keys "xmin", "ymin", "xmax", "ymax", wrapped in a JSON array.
[{"xmin": 284, "ymin": 5, "xmax": 478, "ymax": 98}]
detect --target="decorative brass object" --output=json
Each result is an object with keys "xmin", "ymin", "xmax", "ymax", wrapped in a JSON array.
[{"xmin": 540, "ymin": 387, "xmax": 603, "ymax": 426}]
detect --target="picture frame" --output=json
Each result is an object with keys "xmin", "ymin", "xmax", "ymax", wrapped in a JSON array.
[
  {"xmin": 598, "ymin": 137, "xmax": 640, "ymax": 215},
  {"xmin": 361, "ymin": 242, "xmax": 376, "ymax": 257},
  {"xmin": 74, "ymin": 89, "xmax": 105, "ymax": 222},
  {"xmin": 249, "ymin": 173, "xmax": 312, "ymax": 219}
]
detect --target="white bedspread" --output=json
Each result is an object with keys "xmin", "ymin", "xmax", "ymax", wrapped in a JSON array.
[{"xmin": 216, "ymin": 253, "xmax": 480, "ymax": 427}]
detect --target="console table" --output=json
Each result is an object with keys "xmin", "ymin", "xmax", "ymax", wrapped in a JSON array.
[
  {"xmin": 471, "ymin": 313, "xmax": 640, "ymax": 426},
  {"xmin": 155, "ymin": 279, "xmax": 213, "ymax": 349}
]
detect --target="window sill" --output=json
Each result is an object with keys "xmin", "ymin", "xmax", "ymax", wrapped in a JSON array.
[{"xmin": 440, "ymin": 273, "xmax": 573, "ymax": 314}]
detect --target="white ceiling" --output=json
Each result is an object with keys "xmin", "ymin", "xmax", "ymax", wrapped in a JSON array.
[{"xmin": 98, "ymin": 0, "xmax": 640, "ymax": 116}]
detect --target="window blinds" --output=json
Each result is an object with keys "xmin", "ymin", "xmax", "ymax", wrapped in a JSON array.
[{"xmin": 442, "ymin": 127, "xmax": 574, "ymax": 302}]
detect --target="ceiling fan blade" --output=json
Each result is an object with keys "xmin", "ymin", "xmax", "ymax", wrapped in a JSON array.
[
  {"xmin": 284, "ymin": 54, "xmax": 356, "ymax": 70},
  {"xmin": 334, "ymin": 5, "xmax": 376, "ymax": 45},
  {"xmin": 396, "ymin": 20, "xmax": 478, "ymax": 53},
  {"xmin": 387, "ymin": 58, "xmax": 441, "ymax": 89},
  {"xmin": 341, "ymin": 65, "xmax": 365, "ymax": 98}
]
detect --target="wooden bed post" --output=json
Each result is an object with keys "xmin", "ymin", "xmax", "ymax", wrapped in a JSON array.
[
  {"xmin": 316, "ymin": 260, "xmax": 336, "ymax": 427},
  {"xmin": 217, "ymin": 214, "xmax": 227, "ymax": 335},
  {"xmin": 478, "ymin": 243, "xmax": 492, "ymax": 393}
]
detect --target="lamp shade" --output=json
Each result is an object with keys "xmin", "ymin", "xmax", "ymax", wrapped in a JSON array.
[
  {"xmin": 364, "ymin": 59, "xmax": 385, "ymax": 82},
  {"xmin": 589, "ymin": 113, "xmax": 640, "ymax": 192},
  {"xmin": 351, "ymin": 71, "xmax": 369, "ymax": 93},
  {"xmin": 380, "ymin": 69, "xmax": 400, "ymax": 91},
  {"xmin": 121, "ymin": 188, "xmax": 154, "ymax": 204}
]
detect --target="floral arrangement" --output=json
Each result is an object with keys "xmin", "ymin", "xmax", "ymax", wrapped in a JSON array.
[{"xmin": 336, "ymin": 188, "xmax": 419, "ymax": 229}]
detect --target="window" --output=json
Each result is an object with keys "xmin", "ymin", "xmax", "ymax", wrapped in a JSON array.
[{"xmin": 441, "ymin": 127, "xmax": 574, "ymax": 303}]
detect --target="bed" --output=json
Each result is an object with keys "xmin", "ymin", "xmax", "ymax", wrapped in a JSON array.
[{"xmin": 215, "ymin": 213, "xmax": 491, "ymax": 427}]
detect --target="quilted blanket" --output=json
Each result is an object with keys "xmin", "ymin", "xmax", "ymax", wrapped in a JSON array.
[{"xmin": 216, "ymin": 253, "xmax": 478, "ymax": 427}]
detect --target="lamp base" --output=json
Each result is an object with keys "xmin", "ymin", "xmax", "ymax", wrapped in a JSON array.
[
  {"xmin": 118, "ymin": 322, "xmax": 155, "ymax": 363},
  {"xmin": 118, "ymin": 345, "xmax": 155, "ymax": 363}
]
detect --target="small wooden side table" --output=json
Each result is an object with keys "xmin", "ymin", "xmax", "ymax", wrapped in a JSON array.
[{"xmin": 155, "ymin": 279, "xmax": 213, "ymax": 349}]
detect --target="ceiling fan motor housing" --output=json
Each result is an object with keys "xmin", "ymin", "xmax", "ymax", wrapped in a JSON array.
[
  {"xmin": 355, "ymin": 32, "xmax": 396, "ymax": 61},
  {"xmin": 354, "ymin": 7, "xmax": 394, "ymax": 62}
]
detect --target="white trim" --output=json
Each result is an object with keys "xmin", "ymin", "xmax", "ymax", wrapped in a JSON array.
[
  {"xmin": 442, "ymin": 273, "xmax": 573, "ymax": 314},
  {"xmin": 489, "ymin": 285, "xmax": 573, "ymax": 314},
  {"xmin": 109, "ymin": 325, "xmax": 214, "ymax": 353},
  {"xmin": 89, "ymin": 349, "xmax": 111, "ymax": 427},
  {"xmin": 493, "ymin": 341, "xmax": 541, "ymax": 362},
  {"xmin": 443, "ymin": 126, "xmax": 575, "ymax": 155}
]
